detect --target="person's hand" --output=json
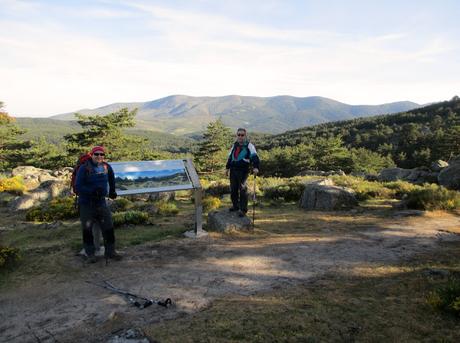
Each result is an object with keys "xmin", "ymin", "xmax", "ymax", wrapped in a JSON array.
[
  {"xmin": 253, "ymin": 168, "xmax": 259, "ymax": 175},
  {"xmin": 225, "ymin": 169, "xmax": 229, "ymax": 177},
  {"xmin": 109, "ymin": 191, "xmax": 117, "ymax": 200}
]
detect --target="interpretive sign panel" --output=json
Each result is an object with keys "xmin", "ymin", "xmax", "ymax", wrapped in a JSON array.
[{"xmin": 110, "ymin": 159, "xmax": 193, "ymax": 195}]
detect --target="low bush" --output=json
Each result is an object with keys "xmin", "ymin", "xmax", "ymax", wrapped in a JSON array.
[
  {"xmin": 110, "ymin": 197, "xmax": 133, "ymax": 212},
  {"xmin": 332, "ymin": 175, "xmax": 392, "ymax": 200},
  {"xmin": 384, "ymin": 181, "xmax": 421, "ymax": 199},
  {"xmin": 202, "ymin": 178, "xmax": 230, "ymax": 197},
  {"xmin": 405, "ymin": 184, "xmax": 460, "ymax": 210},
  {"xmin": 202, "ymin": 196, "xmax": 221, "ymax": 212},
  {"xmin": 112, "ymin": 210, "xmax": 149, "ymax": 227},
  {"xmin": 0, "ymin": 175, "xmax": 25, "ymax": 195},
  {"xmin": 261, "ymin": 178, "xmax": 305, "ymax": 202},
  {"xmin": 0, "ymin": 246, "xmax": 21, "ymax": 269},
  {"xmin": 26, "ymin": 196, "xmax": 78, "ymax": 222},
  {"xmin": 427, "ymin": 278, "xmax": 460, "ymax": 317},
  {"xmin": 155, "ymin": 201, "xmax": 179, "ymax": 216}
]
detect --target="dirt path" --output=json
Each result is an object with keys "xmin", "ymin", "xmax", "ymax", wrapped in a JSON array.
[{"xmin": 1, "ymin": 211, "xmax": 460, "ymax": 342}]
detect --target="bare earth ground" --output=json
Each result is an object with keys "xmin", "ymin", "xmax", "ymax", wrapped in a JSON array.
[{"xmin": 1, "ymin": 207, "xmax": 460, "ymax": 342}]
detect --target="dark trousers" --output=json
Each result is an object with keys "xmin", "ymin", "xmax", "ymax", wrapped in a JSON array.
[
  {"xmin": 230, "ymin": 169, "xmax": 249, "ymax": 213},
  {"xmin": 79, "ymin": 203, "xmax": 115, "ymax": 256}
]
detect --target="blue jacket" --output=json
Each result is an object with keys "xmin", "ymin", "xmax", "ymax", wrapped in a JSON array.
[
  {"xmin": 226, "ymin": 141, "xmax": 260, "ymax": 171},
  {"xmin": 75, "ymin": 160, "xmax": 116, "ymax": 205}
]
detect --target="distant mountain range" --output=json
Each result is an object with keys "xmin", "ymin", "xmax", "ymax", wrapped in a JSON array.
[{"xmin": 49, "ymin": 95, "xmax": 420, "ymax": 134}]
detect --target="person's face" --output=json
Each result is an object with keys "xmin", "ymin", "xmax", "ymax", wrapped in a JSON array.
[
  {"xmin": 91, "ymin": 151, "xmax": 105, "ymax": 163},
  {"xmin": 236, "ymin": 130, "xmax": 246, "ymax": 144}
]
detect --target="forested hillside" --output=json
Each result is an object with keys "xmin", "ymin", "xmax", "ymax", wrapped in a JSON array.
[
  {"xmin": 16, "ymin": 118, "xmax": 195, "ymax": 153},
  {"xmin": 50, "ymin": 95, "xmax": 419, "ymax": 134},
  {"xmin": 260, "ymin": 97, "xmax": 460, "ymax": 169},
  {"xmin": 3, "ymin": 97, "xmax": 460, "ymax": 177}
]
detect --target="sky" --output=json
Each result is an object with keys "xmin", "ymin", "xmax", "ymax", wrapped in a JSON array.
[{"xmin": 1, "ymin": 0, "xmax": 459, "ymax": 117}]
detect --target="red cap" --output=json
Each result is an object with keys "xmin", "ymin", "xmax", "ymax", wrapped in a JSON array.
[{"xmin": 90, "ymin": 146, "xmax": 105, "ymax": 155}]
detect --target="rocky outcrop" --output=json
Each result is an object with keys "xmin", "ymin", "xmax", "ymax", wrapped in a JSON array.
[
  {"xmin": 377, "ymin": 167, "xmax": 437, "ymax": 184},
  {"xmin": 299, "ymin": 179, "xmax": 357, "ymax": 211},
  {"xmin": 430, "ymin": 160, "xmax": 449, "ymax": 172},
  {"xmin": 207, "ymin": 210, "xmax": 252, "ymax": 232},
  {"xmin": 4, "ymin": 166, "xmax": 72, "ymax": 210},
  {"xmin": 11, "ymin": 166, "xmax": 72, "ymax": 191},
  {"xmin": 438, "ymin": 157, "xmax": 460, "ymax": 190},
  {"xmin": 377, "ymin": 168, "xmax": 412, "ymax": 182},
  {"xmin": 10, "ymin": 180, "xmax": 70, "ymax": 210}
]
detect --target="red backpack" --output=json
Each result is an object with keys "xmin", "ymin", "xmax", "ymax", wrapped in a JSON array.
[{"xmin": 70, "ymin": 153, "xmax": 92, "ymax": 195}]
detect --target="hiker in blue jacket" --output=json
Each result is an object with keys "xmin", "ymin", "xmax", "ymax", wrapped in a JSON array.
[
  {"xmin": 226, "ymin": 128, "xmax": 260, "ymax": 217},
  {"xmin": 75, "ymin": 146, "xmax": 121, "ymax": 263}
]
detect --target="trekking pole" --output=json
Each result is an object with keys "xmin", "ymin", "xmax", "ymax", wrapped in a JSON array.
[
  {"xmin": 252, "ymin": 173, "xmax": 257, "ymax": 230},
  {"xmin": 86, "ymin": 280, "xmax": 172, "ymax": 308}
]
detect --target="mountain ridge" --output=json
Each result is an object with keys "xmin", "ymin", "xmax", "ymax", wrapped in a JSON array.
[{"xmin": 49, "ymin": 95, "xmax": 420, "ymax": 134}]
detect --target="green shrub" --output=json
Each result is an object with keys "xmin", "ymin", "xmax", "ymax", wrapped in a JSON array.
[
  {"xmin": 384, "ymin": 181, "xmax": 421, "ymax": 199},
  {"xmin": 0, "ymin": 175, "xmax": 25, "ymax": 195},
  {"xmin": 156, "ymin": 201, "xmax": 179, "ymax": 216},
  {"xmin": 112, "ymin": 210, "xmax": 149, "ymax": 227},
  {"xmin": 332, "ymin": 175, "xmax": 392, "ymax": 200},
  {"xmin": 0, "ymin": 246, "xmax": 21, "ymax": 269},
  {"xmin": 202, "ymin": 196, "xmax": 221, "ymax": 212},
  {"xmin": 427, "ymin": 278, "xmax": 460, "ymax": 316},
  {"xmin": 110, "ymin": 197, "xmax": 133, "ymax": 212},
  {"xmin": 261, "ymin": 179, "xmax": 305, "ymax": 202},
  {"xmin": 405, "ymin": 184, "xmax": 460, "ymax": 210},
  {"xmin": 26, "ymin": 196, "xmax": 78, "ymax": 222},
  {"xmin": 202, "ymin": 178, "xmax": 230, "ymax": 197}
]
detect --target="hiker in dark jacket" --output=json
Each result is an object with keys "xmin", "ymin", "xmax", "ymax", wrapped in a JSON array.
[
  {"xmin": 225, "ymin": 128, "xmax": 260, "ymax": 217},
  {"xmin": 75, "ymin": 145, "xmax": 121, "ymax": 263}
]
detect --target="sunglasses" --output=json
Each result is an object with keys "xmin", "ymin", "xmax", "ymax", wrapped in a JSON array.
[
  {"xmin": 237, "ymin": 134, "xmax": 245, "ymax": 137},
  {"xmin": 93, "ymin": 153, "xmax": 105, "ymax": 156}
]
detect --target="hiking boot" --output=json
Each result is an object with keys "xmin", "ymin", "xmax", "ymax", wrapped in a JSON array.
[
  {"xmin": 106, "ymin": 251, "xmax": 123, "ymax": 261},
  {"xmin": 85, "ymin": 255, "xmax": 97, "ymax": 264},
  {"xmin": 229, "ymin": 207, "xmax": 239, "ymax": 212}
]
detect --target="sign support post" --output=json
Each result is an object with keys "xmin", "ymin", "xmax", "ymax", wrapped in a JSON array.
[{"xmin": 184, "ymin": 158, "xmax": 207, "ymax": 238}]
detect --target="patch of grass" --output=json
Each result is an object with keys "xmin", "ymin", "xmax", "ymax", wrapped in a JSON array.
[
  {"xmin": 112, "ymin": 210, "xmax": 149, "ymax": 227},
  {"xmin": 1, "ymin": 222, "xmax": 81, "ymax": 252},
  {"xmin": 117, "ymin": 225, "xmax": 187, "ymax": 246},
  {"xmin": 428, "ymin": 277, "xmax": 460, "ymax": 317},
  {"xmin": 0, "ymin": 246, "xmax": 21, "ymax": 270},
  {"xmin": 26, "ymin": 196, "xmax": 78, "ymax": 222},
  {"xmin": 145, "ymin": 242, "xmax": 460, "ymax": 342},
  {"xmin": 0, "ymin": 200, "xmax": 197, "ymax": 290},
  {"xmin": 406, "ymin": 184, "xmax": 460, "ymax": 210},
  {"xmin": 155, "ymin": 200, "xmax": 179, "ymax": 216}
]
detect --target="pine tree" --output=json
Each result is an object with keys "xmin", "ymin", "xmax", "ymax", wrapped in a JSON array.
[
  {"xmin": 194, "ymin": 119, "xmax": 232, "ymax": 173},
  {"xmin": 0, "ymin": 102, "xmax": 32, "ymax": 170},
  {"xmin": 311, "ymin": 135, "xmax": 352, "ymax": 172},
  {"xmin": 438, "ymin": 125, "xmax": 460, "ymax": 161},
  {"xmin": 64, "ymin": 108, "xmax": 149, "ymax": 162}
]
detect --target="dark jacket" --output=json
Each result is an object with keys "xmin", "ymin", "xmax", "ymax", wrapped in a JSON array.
[
  {"xmin": 75, "ymin": 160, "xmax": 115, "ymax": 205},
  {"xmin": 226, "ymin": 141, "xmax": 260, "ymax": 172}
]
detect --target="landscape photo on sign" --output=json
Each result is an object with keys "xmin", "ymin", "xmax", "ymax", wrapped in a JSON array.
[{"xmin": 111, "ymin": 160, "xmax": 192, "ymax": 192}]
